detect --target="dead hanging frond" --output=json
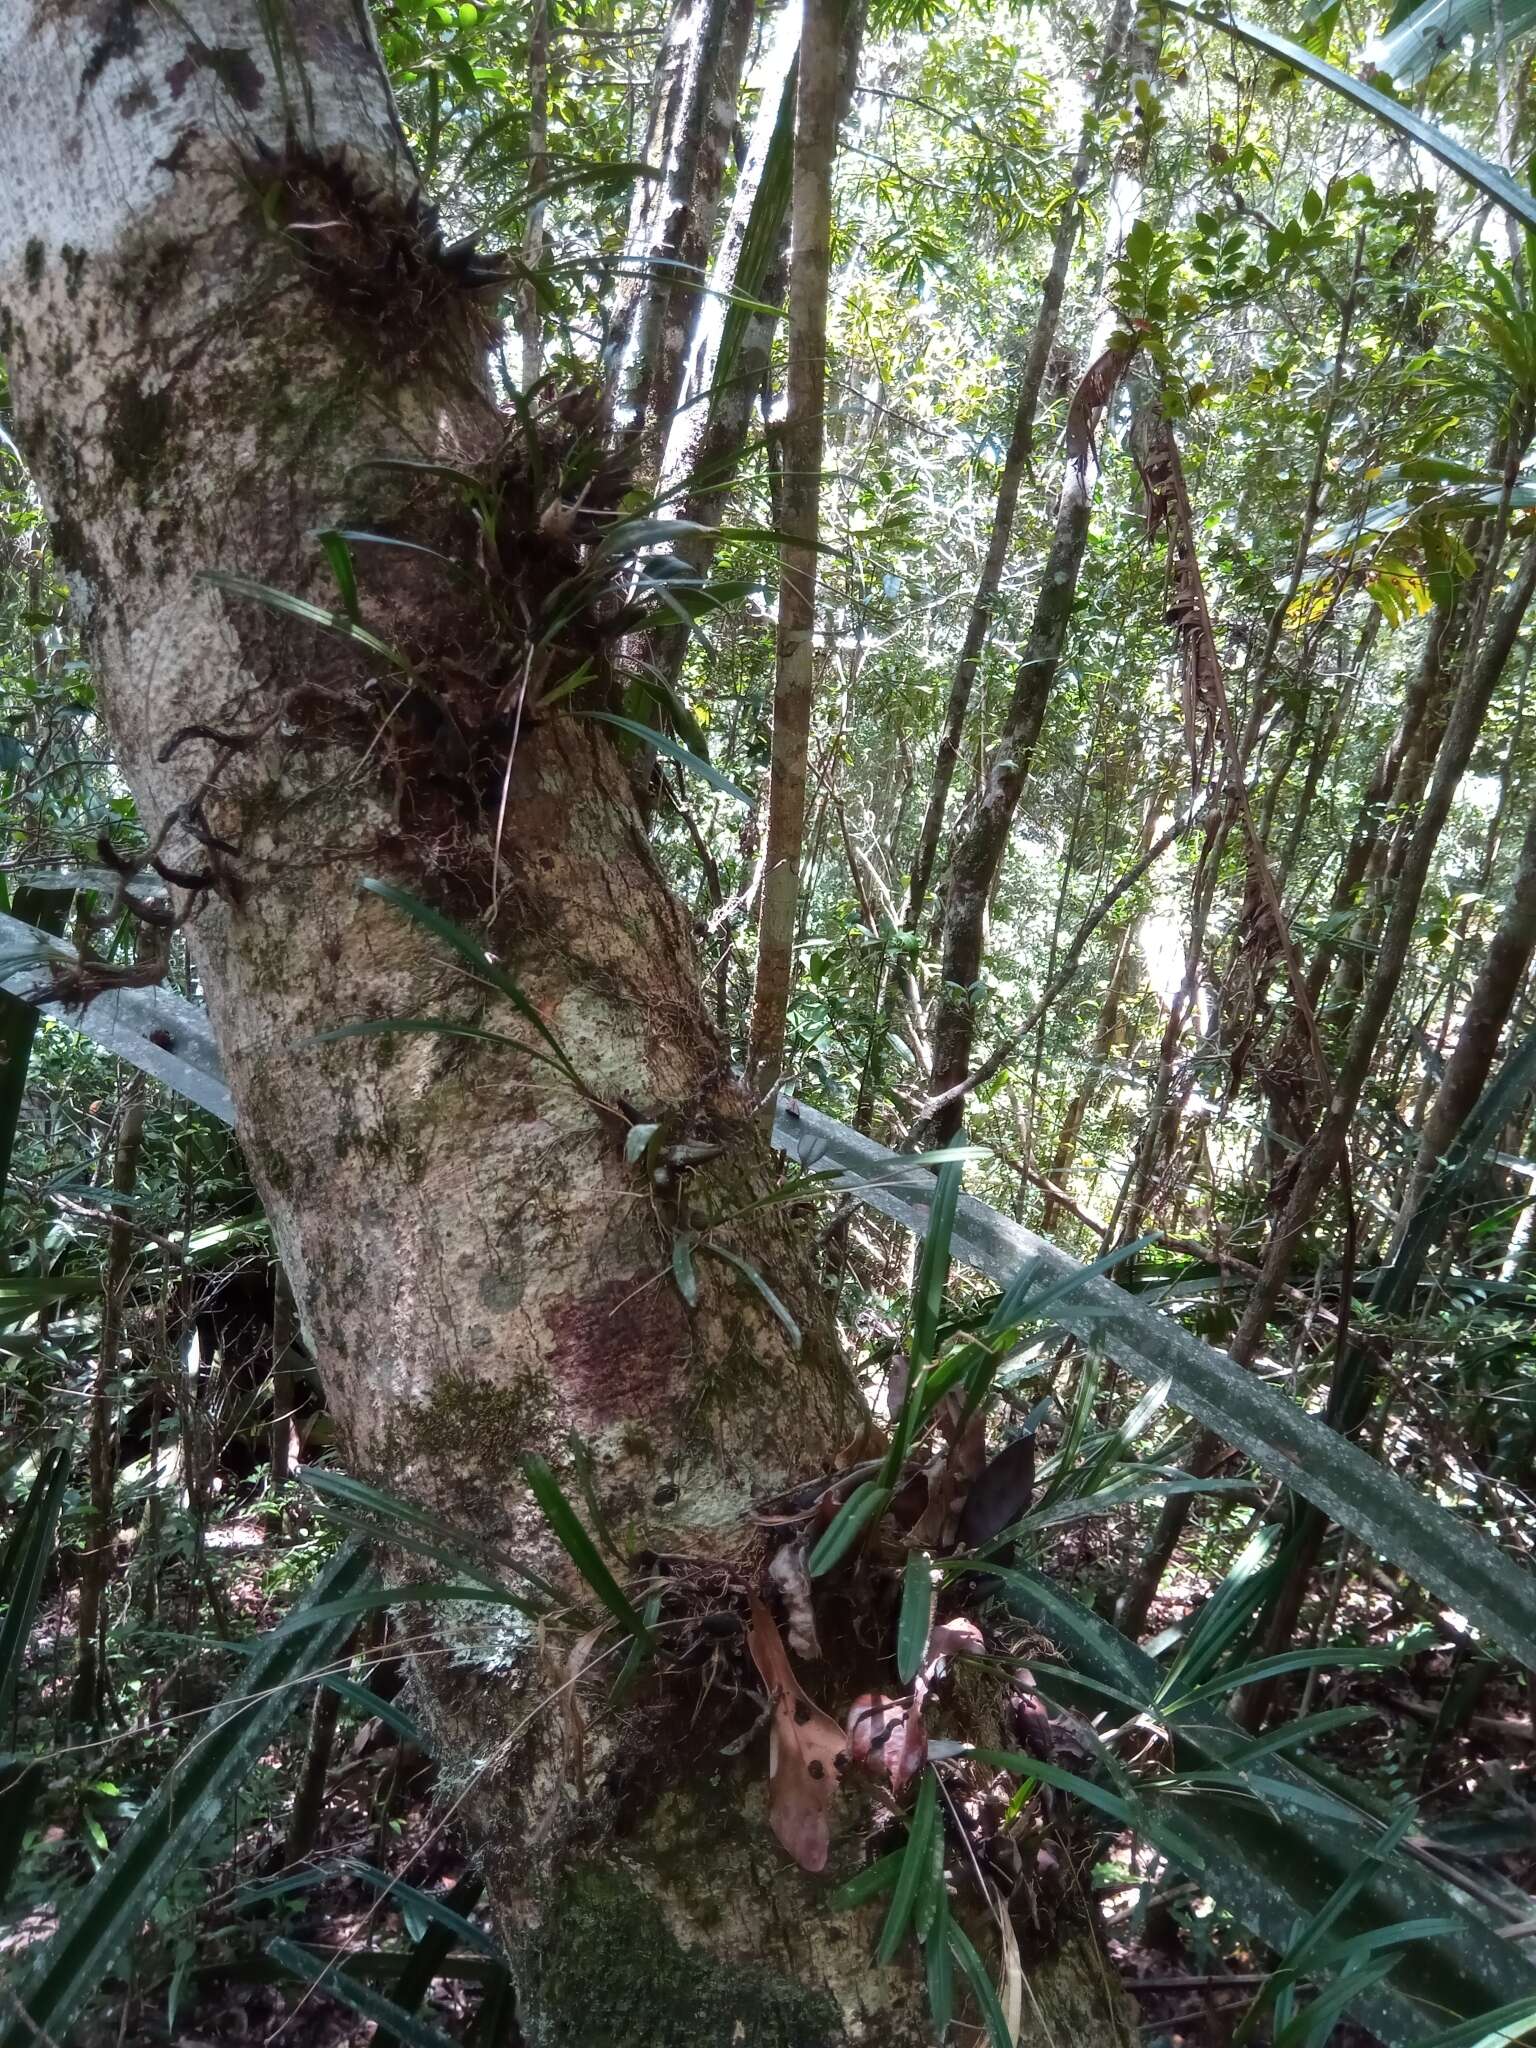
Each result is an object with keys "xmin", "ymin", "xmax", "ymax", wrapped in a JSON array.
[
  {"xmin": 1131, "ymin": 409, "xmax": 1221, "ymax": 790},
  {"xmin": 1065, "ymin": 339, "xmax": 1139, "ymax": 476},
  {"xmin": 1130, "ymin": 402, "xmax": 1331, "ymax": 1114}
]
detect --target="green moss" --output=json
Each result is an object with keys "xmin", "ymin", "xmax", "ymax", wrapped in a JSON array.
[
  {"xmin": 517, "ymin": 1868, "xmax": 842, "ymax": 2048},
  {"xmin": 61, "ymin": 246, "xmax": 86, "ymax": 300},
  {"xmin": 23, "ymin": 240, "xmax": 44, "ymax": 289},
  {"xmin": 404, "ymin": 1368, "xmax": 550, "ymax": 1472}
]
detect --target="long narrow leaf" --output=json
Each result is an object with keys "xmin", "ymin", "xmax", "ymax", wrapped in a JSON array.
[
  {"xmin": 269, "ymin": 1580, "xmax": 539, "ymax": 1636},
  {"xmin": 807, "ymin": 1480, "xmax": 892, "ymax": 1578},
  {"xmin": 269, "ymin": 1937, "xmax": 460, "ymax": 2048},
  {"xmin": 877, "ymin": 1770, "xmax": 937, "ymax": 1963},
  {"xmin": 696, "ymin": 1241, "xmax": 801, "ymax": 1351},
  {"xmin": 770, "ymin": 1096, "xmax": 1536, "ymax": 1679},
  {"xmin": 897, "ymin": 1552, "xmax": 935, "ymax": 1686},
  {"xmin": 377, "ymin": 1872, "xmax": 486, "ymax": 2048},
  {"xmin": 579, "ymin": 711, "xmax": 751, "ymax": 804},
  {"xmin": 910, "ymin": 1162, "xmax": 962, "ymax": 1372},
  {"xmin": 300, "ymin": 1466, "xmax": 559, "ymax": 1604},
  {"xmin": 0, "ymin": 1445, "xmax": 70, "ymax": 1724},
  {"xmin": 2, "ymin": 1545, "xmax": 374, "ymax": 2048},
  {"xmin": 200, "ymin": 570, "xmax": 411, "ymax": 671},
  {"xmin": 945, "ymin": 1921, "xmax": 1012, "ymax": 2048},
  {"xmin": 1172, "ymin": 5, "xmax": 1536, "ymax": 231},
  {"xmin": 523, "ymin": 1455, "xmax": 653, "ymax": 1645},
  {"xmin": 338, "ymin": 1859, "xmax": 500, "ymax": 1955},
  {"xmin": 360, "ymin": 878, "xmax": 586, "ymax": 1091}
]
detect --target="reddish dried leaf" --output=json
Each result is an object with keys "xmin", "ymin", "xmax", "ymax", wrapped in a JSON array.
[
  {"xmin": 1066, "ymin": 341, "xmax": 1136, "ymax": 473},
  {"xmin": 746, "ymin": 1594, "xmax": 848, "ymax": 1872},
  {"xmin": 924, "ymin": 1616, "xmax": 985, "ymax": 1676},
  {"xmin": 846, "ymin": 1692, "xmax": 906, "ymax": 1770},
  {"xmin": 845, "ymin": 1688, "xmax": 930, "ymax": 1793}
]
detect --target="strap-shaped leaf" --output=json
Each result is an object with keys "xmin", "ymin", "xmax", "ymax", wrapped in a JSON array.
[
  {"xmin": 993, "ymin": 1563, "xmax": 1536, "ymax": 2044},
  {"xmin": 2, "ymin": 1544, "xmax": 375, "ymax": 2048},
  {"xmin": 772, "ymin": 1096, "xmax": 1536, "ymax": 1678},
  {"xmin": 0, "ymin": 1445, "xmax": 70, "ymax": 1725},
  {"xmin": 1170, "ymin": 5, "xmax": 1536, "ymax": 231}
]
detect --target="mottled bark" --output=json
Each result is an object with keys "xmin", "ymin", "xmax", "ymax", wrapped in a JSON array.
[
  {"xmin": 608, "ymin": 0, "xmax": 756, "ymax": 478},
  {"xmin": 746, "ymin": 0, "xmax": 843, "ymax": 1094},
  {"xmin": 0, "ymin": 10, "xmax": 1124, "ymax": 2041}
]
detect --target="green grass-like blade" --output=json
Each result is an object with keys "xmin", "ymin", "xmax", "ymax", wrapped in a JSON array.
[
  {"xmin": 807, "ymin": 1480, "xmax": 892, "ymax": 1578},
  {"xmin": 269, "ymin": 1580, "xmax": 540, "ymax": 1635},
  {"xmin": 269, "ymin": 1936, "xmax": 460, "ymax": 2048},
  {"xmin": 337, "ymin": 1859, "xmax": 500, "ymax": 1955},
  {"xmin": 0, "ymin": 1444, "xmax": 70, "ymax": 1725},
  {"xmin": 201, "ymin": 570, "xmax": 411, "ymax": 671},
  {"xmin": 825, "ymin": 1848, "xmax": 903, "ymax": 1911},
  {"xmin": 2, "ymin": 1544, "xmax": 374, "ymax": 2048},
  {"xmin": 925, "ymin": 1888, "xmax": 954, "ymax": 2033},
  {"xmin": 360, "ymin": 879, "xmax": 587, "ymax": 1092},
  {"xmin": 696, "ymin": 1242, "xmax": 802, "ymax": 1351},
  {"xmin": 945, "ymin": 1920, "xmax": 1011, "ymax": 2048},
  {"xmin": 522, "ymin": 1455, "xmax": 653, "ymax": 1646},
  {"xmin": 300, "ymin": 1465, "xmax": 559, "ymax": 1604},
  {"xmin": 1172, "ymin": 5, "xmax": 1536, "ymax": 230},
  {"xmin": 910, "ymin": 1161, "xmax": 961, "ymax": 1372},
  {"xmin": 877, "ymin": 1768, "xmax": 937, "ymax": 1964},
  {"xmin": 580, "ymin": 711, "xmax": 751, "ymax": 804},
  {"xmin": 897, "ymin": 1551, "xmax": 934, "ymax": 1687}
]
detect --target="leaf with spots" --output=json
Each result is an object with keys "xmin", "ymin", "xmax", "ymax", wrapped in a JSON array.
[{"xmin": 745, "ymin": 1594, "xmax": 848, "ymax": 1872}]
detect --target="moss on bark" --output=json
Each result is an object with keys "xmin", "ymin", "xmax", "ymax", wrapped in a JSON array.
[{"xmin": 515, "ymin": 1867, "xmax": 844, "ymax": 2048}]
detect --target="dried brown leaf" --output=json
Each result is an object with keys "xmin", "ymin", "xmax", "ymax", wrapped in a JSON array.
[
  {"xmin": 767, "ymin": 1540, "xmax": 822, "ymax": 1661},
  {"xmin": 746, "ymin": 1594, "xmax": 848, "ymax": 1872}
]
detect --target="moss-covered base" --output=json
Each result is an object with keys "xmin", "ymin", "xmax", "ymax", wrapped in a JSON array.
[{"xmin": 515, "ymin": 1867, "xmax": 844, "ymax": 2048}]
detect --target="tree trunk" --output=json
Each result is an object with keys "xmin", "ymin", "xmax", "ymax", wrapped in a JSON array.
[
  {"xmin": 1040, "ymin": 920, "xmax": 1139, "ymax": 1236},
  {"xmin": 285, "ymin": 1660, "xmax": 344, "ymax": 1863},
  {"xmin": 923, "ymin": 18, "xmax": 1160, "ymax": 1143},
  {"xmin": 606, "ymin": 0, "xmax": 756, "ymax": 476},
  {"xmin": 746, "ymin": 0, "xmax": 843, "ymax": 1093},
  {"xmin": 899, "ymin": 0, "xmax": 1131, "ymax": 939},
  {"xmin": 0, "ymin": 11, "xmax": 1125, "ymax": 2041},
  {"xmin": 1117, "ymin": 539, "xmax": 1536, "ymax": 1639},
  {"xmin": 1398, "ymin": 782, "xmax": 1536, "ymax": 1231},
  {"xmin": 517, "ymin": 0, "xmax": 550, "ymax": 391}
]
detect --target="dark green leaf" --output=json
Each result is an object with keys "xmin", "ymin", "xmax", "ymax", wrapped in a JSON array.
[
  {"xmin": 522, "ymin": 1455, "xmax": 653, "ymax": 1646},
  {"xmin": 807, "ymin": 1480, "xmax": 892, "ymax": 1578},
  {"xmin": 2, "ymin": 1546, "xmax": 374, "ymax": 2048},
  {"xmin": 579, "ymin": 711, "xmax": 751, "ymax": 804},
  {"xmin": 877, "ymin": 1769, "xmax": 937, "ymax": 1963},
  {"xmin": 897, "ymin": 1551, "xmax": 935, "ymax": 1687},
  {"xmin": 268, "ymin": 1937, "xmax": 460, "ymax": 2048}
]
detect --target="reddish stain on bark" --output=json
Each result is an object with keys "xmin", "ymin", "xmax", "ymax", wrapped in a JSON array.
[{"xmin": 547, "ymin": 1275, "xmax": 688, "ymax": 1427}]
